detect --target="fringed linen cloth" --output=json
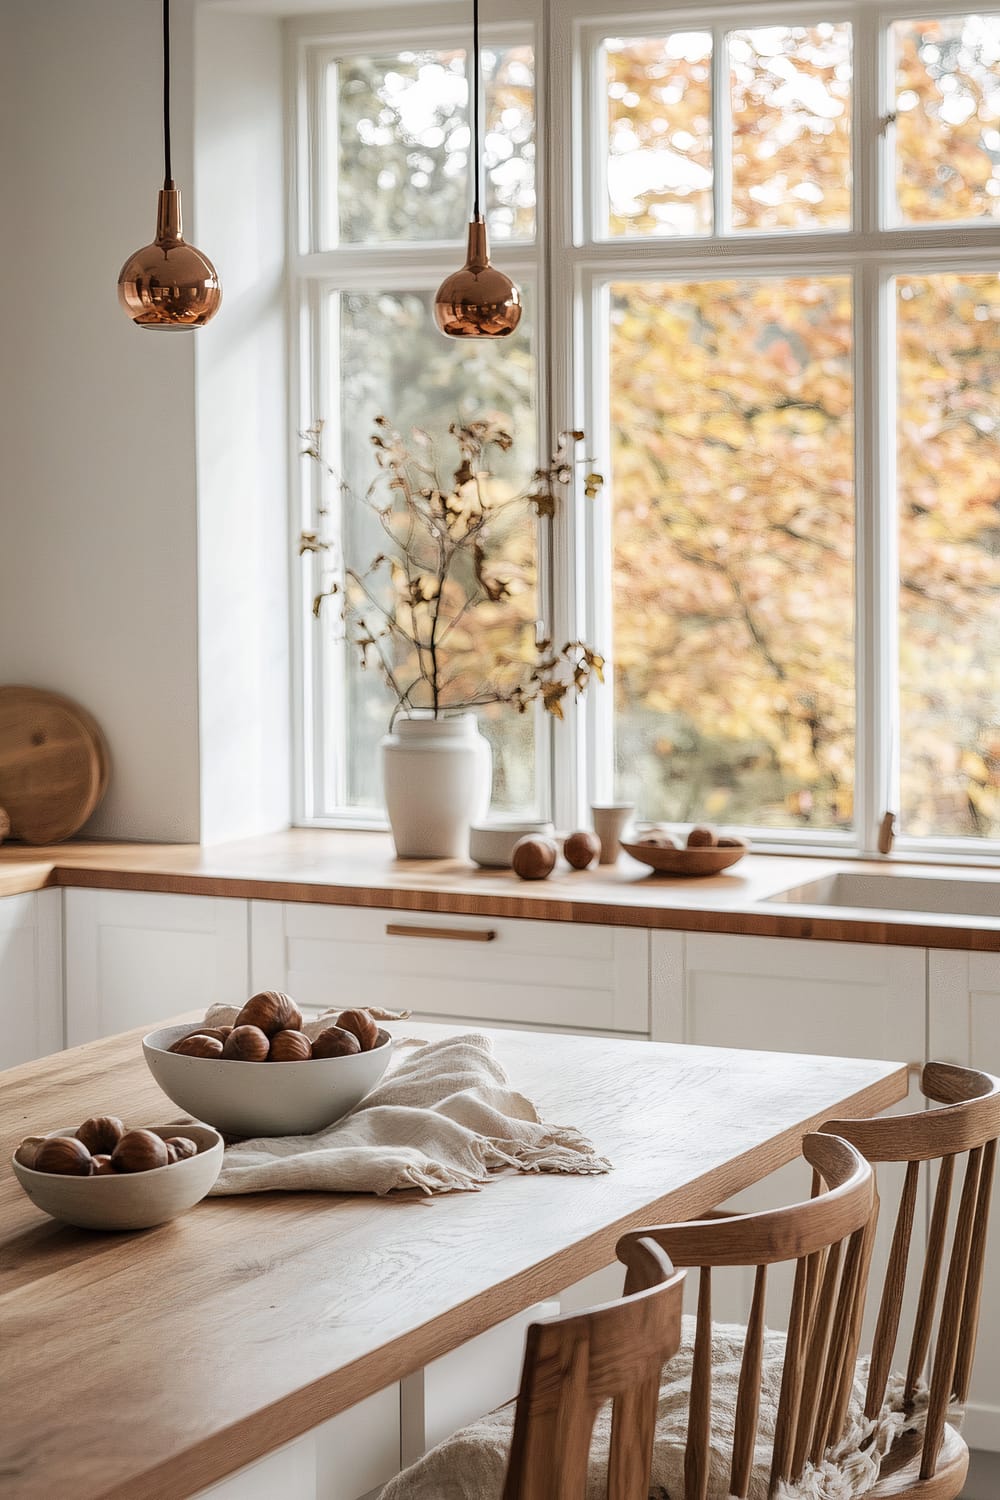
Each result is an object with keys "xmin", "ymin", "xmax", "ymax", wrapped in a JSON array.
[{"xmin": 198, "ymin": 1014, "xmax": 613, "ymax": 1196}]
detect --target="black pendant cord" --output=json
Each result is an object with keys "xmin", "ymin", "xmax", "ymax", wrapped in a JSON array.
[
  {"xmin": 163, "ymin": 0, "xmax": 173, "ymax": 186},
  {"xmin": 472, "ymin": 0, "xmax": 481, "ymax": 220}
]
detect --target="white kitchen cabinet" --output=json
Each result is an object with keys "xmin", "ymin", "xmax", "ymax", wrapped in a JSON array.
[
  {"xmin": 652, "ymin": 931, "xmax": 927, "ymax": 1340},
  {"xmin": 0, "ymin": 889, "xmax": 63, "ymax": 1067},
  {"xmin": 193, "ymin": 1383, "xmax": 401, "ymax": 1500},
  {"xmin": 929, "ymin": 950, "xmax": 1000, "ymax": 1453},
  {"xmin": 64, "ymin": 889, "xmax": 249, "ymax": 1045},
  {"xmin": 251, "ymin": 901, "xmax": 650, "ymax": 1036}
]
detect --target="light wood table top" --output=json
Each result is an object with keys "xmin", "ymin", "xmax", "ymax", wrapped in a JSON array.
[
  {"xmin": 0, "ymin": 827, "xmax": 998, "ymax": 949},
  {"xmin": 1, "ymin": 1021, "xmax": 907, "ymax": 1500}
]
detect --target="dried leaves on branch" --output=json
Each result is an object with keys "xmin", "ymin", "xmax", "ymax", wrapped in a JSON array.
[{"xmin": 300, "ymin": 416, "xmax": 604, "ymax": 723}]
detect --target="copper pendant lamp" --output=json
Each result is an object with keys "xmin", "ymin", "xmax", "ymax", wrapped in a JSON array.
[
  {"xmin": 433, "ymin": 0, "xmax": 521, "ymax": 339},
  {"xmin": 118, "ymin": 0, "xmax": 221, "ymax": 330}
]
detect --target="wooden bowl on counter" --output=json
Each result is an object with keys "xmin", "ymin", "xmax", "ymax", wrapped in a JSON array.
[
  {"xmin": 12, "ymin": 1123, "xmax": 223, "ymax": 1230},
  {"xmin": 620, "ymin": 838, "xmax": 749, "ymax": 876},
  {"xmin": 143, "ymin": 1023, "xmax": 395, "ymax": 1137}
]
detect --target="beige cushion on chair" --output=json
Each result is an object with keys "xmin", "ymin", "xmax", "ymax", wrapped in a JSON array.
[{"xmin": 377, "ymin": 1317, "xmax": 906, "ymax": 1500}]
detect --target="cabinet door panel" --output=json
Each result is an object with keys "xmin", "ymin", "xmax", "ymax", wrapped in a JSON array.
[
  {"xmin": 929, "ymin": 951, "xmax": 1000, "ymax": 1453},
  {"xmin": 0, "ymin": 890, "xmax": 63, "ymax": 1066},
  {"xmin": 654, "ymin": 932, "xmax": 926, "ymax": 1348},
  {"xmin": 65, "ymin": 890, "xmax": 249, "ymax": 1045},
  {"xmin": 252, "ymin": 902, "xmax": 649, "ymax": 1035}
]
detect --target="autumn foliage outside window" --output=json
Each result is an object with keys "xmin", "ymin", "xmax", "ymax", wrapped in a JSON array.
[{"xmin": 296, "ymin": 7, "xmax": 1000, "ymax": 845}]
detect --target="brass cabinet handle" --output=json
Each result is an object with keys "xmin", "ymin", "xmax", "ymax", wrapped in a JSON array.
[{"xmin": 385, "ymin": 923, "xmax": 497, "ymax": 943}]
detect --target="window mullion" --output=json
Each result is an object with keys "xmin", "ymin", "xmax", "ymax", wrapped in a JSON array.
[{"xmin": 711, "ymin": 23, "xmax": 731, "ymax": 235}]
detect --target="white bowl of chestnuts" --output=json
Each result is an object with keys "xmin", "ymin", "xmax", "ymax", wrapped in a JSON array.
[
  {"xmin": 142, "ymin": 991, "xmax": 395, "ymax": 1137},
  {"xmin": 12, "ymin": 1118, "xmax": 223, "ymax": 1231}
]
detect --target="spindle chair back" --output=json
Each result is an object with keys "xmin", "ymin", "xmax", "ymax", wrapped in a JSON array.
[
  {"xmin": 616, "ymin": 1132, "xmax": 876, "ymax": 1500},
  {"xmin": 822, "ymin": 1061, "xmax": 1000, "ymax": 1493},
  {"xmin": 502, "ymin": 1236, "xmax": 684, "ymax": 1500}
]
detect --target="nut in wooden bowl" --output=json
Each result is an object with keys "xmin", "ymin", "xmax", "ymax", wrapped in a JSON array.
[
  {"xmin": 11, "ymin": 1123, "xmax": 223, "ymax": 1230},
  {"xmin": 620, "ymin": 835, "xmax": 749, "ymax": 877},
  {"xmin": 143, "ymin": 1022, "xmax": 395, "ymax": 1136}
]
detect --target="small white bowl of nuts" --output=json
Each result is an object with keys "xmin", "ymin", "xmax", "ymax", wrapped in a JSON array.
[
  {"xmin": 142, "ymin": 991, "xmax": 395, "ymax": 1137},
  {"xmin": 12, "ymin": 1117, "xmax": 223, "ymax": 1231}
]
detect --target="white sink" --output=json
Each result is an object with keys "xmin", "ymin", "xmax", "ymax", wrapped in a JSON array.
[{"xmin": 765, "ymin": 872, "xmax": 1000, "ymax": 919}]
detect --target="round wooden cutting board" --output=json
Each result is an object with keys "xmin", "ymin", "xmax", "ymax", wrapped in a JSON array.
[{"xmin": 0, "ymin": 686, "xmax": 109, "ymax": 844}]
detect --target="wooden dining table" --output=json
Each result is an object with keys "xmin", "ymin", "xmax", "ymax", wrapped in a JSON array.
[{"xmin": 0, "ymin": 1019, "xmax": 908, "ymax": 1500}]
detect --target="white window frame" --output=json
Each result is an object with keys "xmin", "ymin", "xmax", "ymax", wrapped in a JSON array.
[{"xmin": 291, "ymin": 0, "xmax": 1000, "ymax": 861}]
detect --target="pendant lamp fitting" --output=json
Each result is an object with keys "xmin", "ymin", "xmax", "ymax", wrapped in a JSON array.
[
  {"xmin": 434, "ymin": 0, "xmax": 521, "ymax": 339},
  {"xmin": 118, "ymin": 0, "xmax": 221, "ymax": 330}
]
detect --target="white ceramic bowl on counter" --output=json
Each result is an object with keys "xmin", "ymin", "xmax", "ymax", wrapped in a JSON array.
[
  {"xmin": 12, "ymin": 1122, "xmax": 223, "ymax": 1231},
  {"xmin": 469, "ymin": 820, "xmax": 555, "ymax": 869},
  {"xmin": 142, "ymin": 1023, "xmax": 395, "ymax": 1137}
]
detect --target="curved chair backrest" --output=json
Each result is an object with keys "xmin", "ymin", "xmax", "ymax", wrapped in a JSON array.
[
  {"xmin": 502, "ymin": 1236, "xmax": 684, "ymax": 1500},
  {"xmin": 616, "ymin": 1132, "xmax": 876, "ymax": 1500},
  {"xmin": 822, "ymin": 1061, "xmax": 1000, "ymax": 1482}
]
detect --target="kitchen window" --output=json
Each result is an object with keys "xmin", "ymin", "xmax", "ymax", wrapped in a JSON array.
[{"xmin": 291, "ymin": 1, "xmax": 1000, "ymax": 857}]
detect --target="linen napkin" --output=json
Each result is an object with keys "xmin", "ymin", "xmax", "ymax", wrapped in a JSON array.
[{"xmin": 199, "ymin": 1010, "xmax": 612, "ymax": 1196}]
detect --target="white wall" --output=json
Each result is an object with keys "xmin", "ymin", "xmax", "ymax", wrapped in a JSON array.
[
  {"xmin": 0, "ymin": 0, "xmax": 202, "ymax": 841},
  {"xmin": 0, "ymin": 0, "xmax": 290, "ymax": 844},
  {"xmin": 194, "ymin": 9, "xmax": 291, "ymax": 843}
]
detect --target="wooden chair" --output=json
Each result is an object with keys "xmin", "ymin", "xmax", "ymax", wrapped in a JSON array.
[
  {"xmin": 615, "ymin": 1131, "xmax": 877, "ymax": 1500},
  {"xmin": 502, "ymin": 1236, "xmax": 684, "ymax": 1500},
  {"xmin": 821, "ymin": 1060, "xmax": 1000, "ymax": 1499},
  {"xmin": 378, "ymin": 1236, "xmax": 685, "ymax": 1500}
]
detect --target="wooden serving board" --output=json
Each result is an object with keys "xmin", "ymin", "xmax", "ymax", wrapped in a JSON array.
[{"xmin": 0, "ymin": 685, "xmax": 109, "ymax": 843}]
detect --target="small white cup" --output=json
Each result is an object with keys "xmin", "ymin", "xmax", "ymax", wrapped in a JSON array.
[{"xmin": 590, "ymin": 803, "xmax": 635, "ymax": 864}]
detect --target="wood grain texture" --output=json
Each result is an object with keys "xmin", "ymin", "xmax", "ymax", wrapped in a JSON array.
[
  {"xmin": 0, "ymin": 829, "xmax": 997, "ymax": 951},
  {"xmin": 616, "ymin": 1133, "xmax": 877, "ymax": 1500},
  {"xmin": 502, "ymin": 1240, "xmax": 683, "ymax": 1500},
  {"xmin": 823, "ymin": 1062, "xmax": 1000, "ymax": 1491},
  {"xmin": 0, "ymin": 1021, "xmax": 907, "ymax": 1500},
  {"xmin": 0, "ymin": 686, "xmax": 108, "ymax": 843}
]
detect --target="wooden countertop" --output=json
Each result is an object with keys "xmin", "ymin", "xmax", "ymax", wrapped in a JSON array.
[
  {"xmin": 1, "ymin": 1020, "xmax": 908, "ymax": 1500},
  {"xmin": 0, "ymin": 828, "xmax": 997, "ymax": 950}
]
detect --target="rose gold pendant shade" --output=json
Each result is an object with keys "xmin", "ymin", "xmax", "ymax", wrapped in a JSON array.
[
  {"xmin": 433, "ymin": 218, "xmax": 522, "ymax": 338},
  {"xmin": 118, "ymin": 0, "xmax": 221, "ymax": 331},
  {"xmin": 118, "ymin": 185, "xmax": 222, "ymax": 330},
  {"xmin": 433, "ymin": 0, "xmax": 521, "ymax": 339}
]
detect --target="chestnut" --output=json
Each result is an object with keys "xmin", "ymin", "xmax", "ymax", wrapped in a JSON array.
[
  {"xmin": 15, "ymin": 1134, "xmax": 48, "ymax": 1170},
  {"xmin": 335, "ymin": 1009, "xmax": 379, "ymax": 1052},
  {"xmin": 234, "ymin": 990, "xmax": 303, "ymax": 1038},
  {"xmin": 91, "ymin": 1154, "xmax": 118, "ymax": 1175},
  {"xmin": 312, "ymin": 1026, "xmax": 361, "ymax": 1059},
  {"xmin": 686, "ymin": 825, "xmax": 718, "ymax": 848},
  {"xmin": 268, "ymin": 1029, "xmax": 313, "ymax": 1062},
  {"xmin": 76, "ymin": 1115, "xmax": 126, "ymax": 1156},
  {"xmin": 34, "ymin": 1136, "xmax": 94, "ymax": 1176},
  {"xmin": 111, "ymin": 1129, "xmax": 169, "ymax": 1174},
  {"xmin": 222, "ymin": 1025, "xmax": 271, "ymax": 1062},
  {"xmin": 563, "ymin": 830, "xmax": 601, "ymax": 870},
  {"xmin": 172, "ymin": 1033, "xmax": 225, "ymax": 1059},
  {"xmin": 164, "ymin": 1136, "xmax": 198, "ymax": 1161},
  {"xmin": 512, "ymin": 836, "xmax": 558, "ymax": 881}
]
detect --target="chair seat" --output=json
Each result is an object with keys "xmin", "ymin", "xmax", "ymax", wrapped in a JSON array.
[
  {"xmin": 378, "ymin": 1317, "xmax": 903, "ymax": 1500},
  {"xmin": 865, "ymin": 1422, "xmax": 968, "ymax": 1500}
]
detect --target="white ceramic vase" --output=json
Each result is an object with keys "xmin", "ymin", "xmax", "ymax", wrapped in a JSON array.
[{"xmin": 381, "ymin": 712, "xmax": 492, "ymax": 859}]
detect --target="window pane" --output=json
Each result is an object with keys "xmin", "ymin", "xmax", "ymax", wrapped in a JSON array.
[
  {"xmin": 897, "ymin": 275, "xmax": 1000, "ymax": 838},
  {"xmin": 604, "ymin": 33, "xmax": 713, "ymax": 237},
  {"xmin": 893, "ymin": 15, "xmax": 1000, "ymax": 223},
  {"xmin": 610, "ymin": 277, "xmax": 855, "ymax": 829},
  {"xmin": 730, "ymin": 23, "xmax": 852, "ymax": 231},
  {"xmin": 328, "ymin": 290, "xmax": 538, "ymax": 814},
  {"xmin": 331, "ymin": 46, "xmax": 535, "ymax": 246}
]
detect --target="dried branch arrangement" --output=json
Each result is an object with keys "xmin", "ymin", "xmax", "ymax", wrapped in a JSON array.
[{"xmin": 300, "ymin": 416, "xmax": 605, "ymax": 724}]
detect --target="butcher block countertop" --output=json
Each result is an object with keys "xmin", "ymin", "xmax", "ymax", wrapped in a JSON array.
[
  {"xmin": 1, "ymin": 1020, "xmax": 908, "ymax": 1500},
  {"xmin": 0, "ymin": 828, "xmax": 997, "ymax": 950}
]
